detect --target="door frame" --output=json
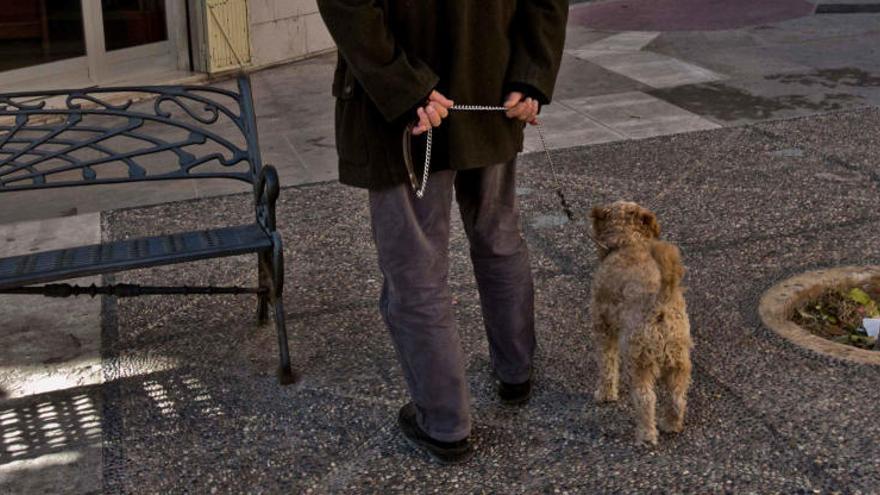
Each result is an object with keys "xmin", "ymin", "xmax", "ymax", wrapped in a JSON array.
[{"xmin": 0, "ymin": 0, "xmax": 190, "ymax": 91}]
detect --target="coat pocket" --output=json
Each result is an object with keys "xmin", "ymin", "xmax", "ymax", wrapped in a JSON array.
[
  {"xmin": 331, "ymin": 61, "xmax": 357, "ymax": 100},
  {"xmin": 333, "ymin": 68, "xmax": 369, "ymax": 164}
]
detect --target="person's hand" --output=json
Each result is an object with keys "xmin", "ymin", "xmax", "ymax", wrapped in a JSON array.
[
  {"xmin": 504, "ymin": 91, "xmax": 539, "ymax": 125},
  {"xmin": 412, "ymin": 90, "xmax": 454, "ymax": 136}
]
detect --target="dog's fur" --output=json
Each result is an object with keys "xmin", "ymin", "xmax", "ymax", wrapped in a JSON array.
[{"xmin": 590, "ymin": 201, "xmax": 693, "ymax": 445}]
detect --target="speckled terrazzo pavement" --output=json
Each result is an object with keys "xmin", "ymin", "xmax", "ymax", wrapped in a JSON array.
[{"xmin": 97, "ymin": 107, "xmax": 880, "ymax": 493}]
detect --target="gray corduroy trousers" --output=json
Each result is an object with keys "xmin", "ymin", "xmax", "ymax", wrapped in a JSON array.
[{"xmin": 369, "ymin": 160, "xmax": 535, "ymax": 442}]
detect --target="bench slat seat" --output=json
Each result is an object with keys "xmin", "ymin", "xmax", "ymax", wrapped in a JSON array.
[{"xmin": 0, "ymin": 224, "xmax": 272, "ymax": 290}]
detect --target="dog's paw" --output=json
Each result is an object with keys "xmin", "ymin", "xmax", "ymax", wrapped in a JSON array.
[
  {"xmin": 635, "ymin": 429, "xmax": 658, "ymax": 447},
  {"xmin": 658, "ymin": 416, "xmax": 684, "ymax": 434},
  {"xmin": 593, "ymin": 388, "xmax": 618, "ymax": 403}
]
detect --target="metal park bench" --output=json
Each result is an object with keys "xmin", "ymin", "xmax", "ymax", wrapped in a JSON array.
[{"xmin": 0, "ymin": 77, "xmax": 296, "ymax": 384}]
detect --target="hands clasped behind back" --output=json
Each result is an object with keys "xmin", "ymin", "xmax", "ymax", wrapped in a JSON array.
[
  {"xmin": 410, "ymin": 90, "xmax": 541, "ymax": 136},
  {"xmin": 411, "ymin": 90, "xmax": 455, "ymax": 136}
]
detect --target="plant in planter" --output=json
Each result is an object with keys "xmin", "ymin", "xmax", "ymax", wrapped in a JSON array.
[{"xmin": 792, "ymin": 279, "xmax": 880, "ymax": 350}]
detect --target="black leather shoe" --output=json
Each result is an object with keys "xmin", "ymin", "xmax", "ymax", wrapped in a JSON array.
[
  {"xmin": 498, "ymin": 379, "xmax": 532, "ymax": 405},
  {"xmin": 397, "ymin": 403, "xmax": 473, "ymax": 465}
]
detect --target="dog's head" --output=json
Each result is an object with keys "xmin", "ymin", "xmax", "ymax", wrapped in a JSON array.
[{"xmin": 590, "ymin": 201, "xmax": 660, "ymax": 256}]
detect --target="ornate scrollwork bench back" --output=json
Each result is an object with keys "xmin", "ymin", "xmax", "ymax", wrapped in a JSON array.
[
  {"xmin": 0, "ymin": 77, "xmax": 296, "ymax": 384},
  {"xmin": 0, "ymin": 77, "xmax": 264, "ymax": 191}
]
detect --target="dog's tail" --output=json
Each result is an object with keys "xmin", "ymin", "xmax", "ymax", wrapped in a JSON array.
[{"xmin": 651, "ymin": 241, "xmax": 685, "ymax": 304}]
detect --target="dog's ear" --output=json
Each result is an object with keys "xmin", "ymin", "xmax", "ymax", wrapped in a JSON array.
[
  {"xmin": 591, "ymin": 207, "xmax": 610, "ymax": 236},
  {"xmin": 640, "ymin": 210, "xmax": 661, "ymax": 238}
]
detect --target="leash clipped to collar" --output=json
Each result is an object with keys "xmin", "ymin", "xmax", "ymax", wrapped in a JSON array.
[{"xmin": 403, "ymin": 105, "xmax": 609, "ymax": 251}]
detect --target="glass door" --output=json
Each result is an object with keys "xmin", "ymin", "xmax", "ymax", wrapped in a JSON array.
[
  {"xmin": 98, "ymin": 0, "xmax": 189, "ymax": 84},
  {"xmin": 102, "ymin": 0, "xmax": 169, "ymax": 51},
  {"xmin": 0, "ymin": 0, "xmax": 189, "ymax": 91},
  {"xmin": 0, "ymin": 0, "xmax": 91, "ymax": 90}
]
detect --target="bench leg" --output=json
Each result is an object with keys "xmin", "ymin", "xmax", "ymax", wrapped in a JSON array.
[
  {"xmin": 257, "ymin": 253, "xmax": 270, "ymax": 325},
  {"xmin": 270, "ymin": 234, "xmax": 298, "ymax": 385},
  {"xmin": 273, "ymin": 296, "xmax": 297, "ymax": 385}
]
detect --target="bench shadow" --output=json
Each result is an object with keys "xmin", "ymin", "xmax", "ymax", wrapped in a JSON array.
[
  {"xmin": 0, "ymin": 368, "xmax": 229, "ymax": 467},
  {"xmin": 0, "ymin": 383, "xmax": 103, "ymax": 465}
]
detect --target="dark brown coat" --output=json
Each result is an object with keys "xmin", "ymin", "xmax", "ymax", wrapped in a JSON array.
[{"xmin": 317, "ymin": 0, "xmax": 569, "ymax": 189}]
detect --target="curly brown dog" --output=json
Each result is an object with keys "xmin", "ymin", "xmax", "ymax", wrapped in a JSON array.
[{"xmin": 590, "ymin": 201, "xmax": 693, "ymax": 446}]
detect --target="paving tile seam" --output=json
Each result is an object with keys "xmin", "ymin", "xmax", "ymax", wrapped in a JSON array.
[
  {"xmin": 98, "ymin": 189, "xmax": 256, "ymax": 221},
  {"xmin": 648, "ymin": 132, "xmax": 753, "ymax": 209},
  {"xmin": 286, "ymin": 300, "xmax": 377, "ymax": 320},
  {"xmin": 310, "ymin": 424, "xmax": 557, "ymax": 492},
  {"xmin": 99, "ymin": 269, "xmax": 124, "ymax": 421},
  {"xmin": 753, "ymin": 33, "xmax": 880, "ymax": 49},
  {"xmin": 578, "ymin": 57, "xmax": 728, "ymax": 89},
  {"xmin": 572, "ymin": 91, "xmax": 660, "ymax": 105},
  {"xmin": 521, "ymin": 457, "xmax": 815, "ymax": 493},
  {"xmin": 753, "ymin": 111, "xmax": 880, "ymax": 186},
  {"xmin": 101, "ymin": 329, "xmax": 252, "ymax": 361},
  {"xmin": 553, "ymin": 99, "xmax": 630, "ymax": 139},
  {"xmin": 532, "ymin": 267, "xmax": 584, "ymax": 282},
  {"xmin": 472, "ymin": 416, "xmax": 624, "ymax": 453},
  {"xmin": 112, "ymin": 295, "xmax": 217, "ymax": 341},
  {"xmin": 822, "ymin": 153, "xmax": 880, "ymax": 188},
  {"xmin": 523, "ymin": 229, "xmax": 593, "ymax": 277},
  {"xmin": 600, "ymin": 58, "xmax": 721, "ymax": 77},
  {"xmin": 281, "ymin": 133, "xmax": 311, "ymax": 173},
  {"xmin": 523, "ymin": 117, "xmax": 727, "ymax": 157},
  {"xmin": 298, "ymin": 383, "xmax": 400, "ymax": 409},
  {"xmin": 607, "ymin": 114, "xmax": 716, "ymax": 128},
  {"xmin": 678, "ymin": 214, "xmax": 880, "ymax": 256},
  {"xmin": 305, "ymin": 424, "xmax": 398, "ymax": 492},
  {"xmin": 519, "ymin": 104, "xmax": 880, "ymax": 165}
]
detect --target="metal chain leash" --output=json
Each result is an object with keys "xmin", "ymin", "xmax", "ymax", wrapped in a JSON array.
[
  {"xmin": 415, "ymin": 105, "xmax": 575, "ymax": 221},
  {"xmin": 405, "ymin": 104, "xmax": 609, "ymax": 250},
  {"xmin": 415, "ymin": 105, "xmax": 508, "ymax": 198}
]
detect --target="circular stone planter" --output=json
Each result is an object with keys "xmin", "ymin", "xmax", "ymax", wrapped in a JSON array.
[{"xmin": 759, "ymin": 266, "xmax": 880, "ymax": 366}]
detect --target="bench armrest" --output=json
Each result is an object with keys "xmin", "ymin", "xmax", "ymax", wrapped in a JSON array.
[{"xmin": 255, "ymin": 165, "xmax": 280, "ymax": 233}]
